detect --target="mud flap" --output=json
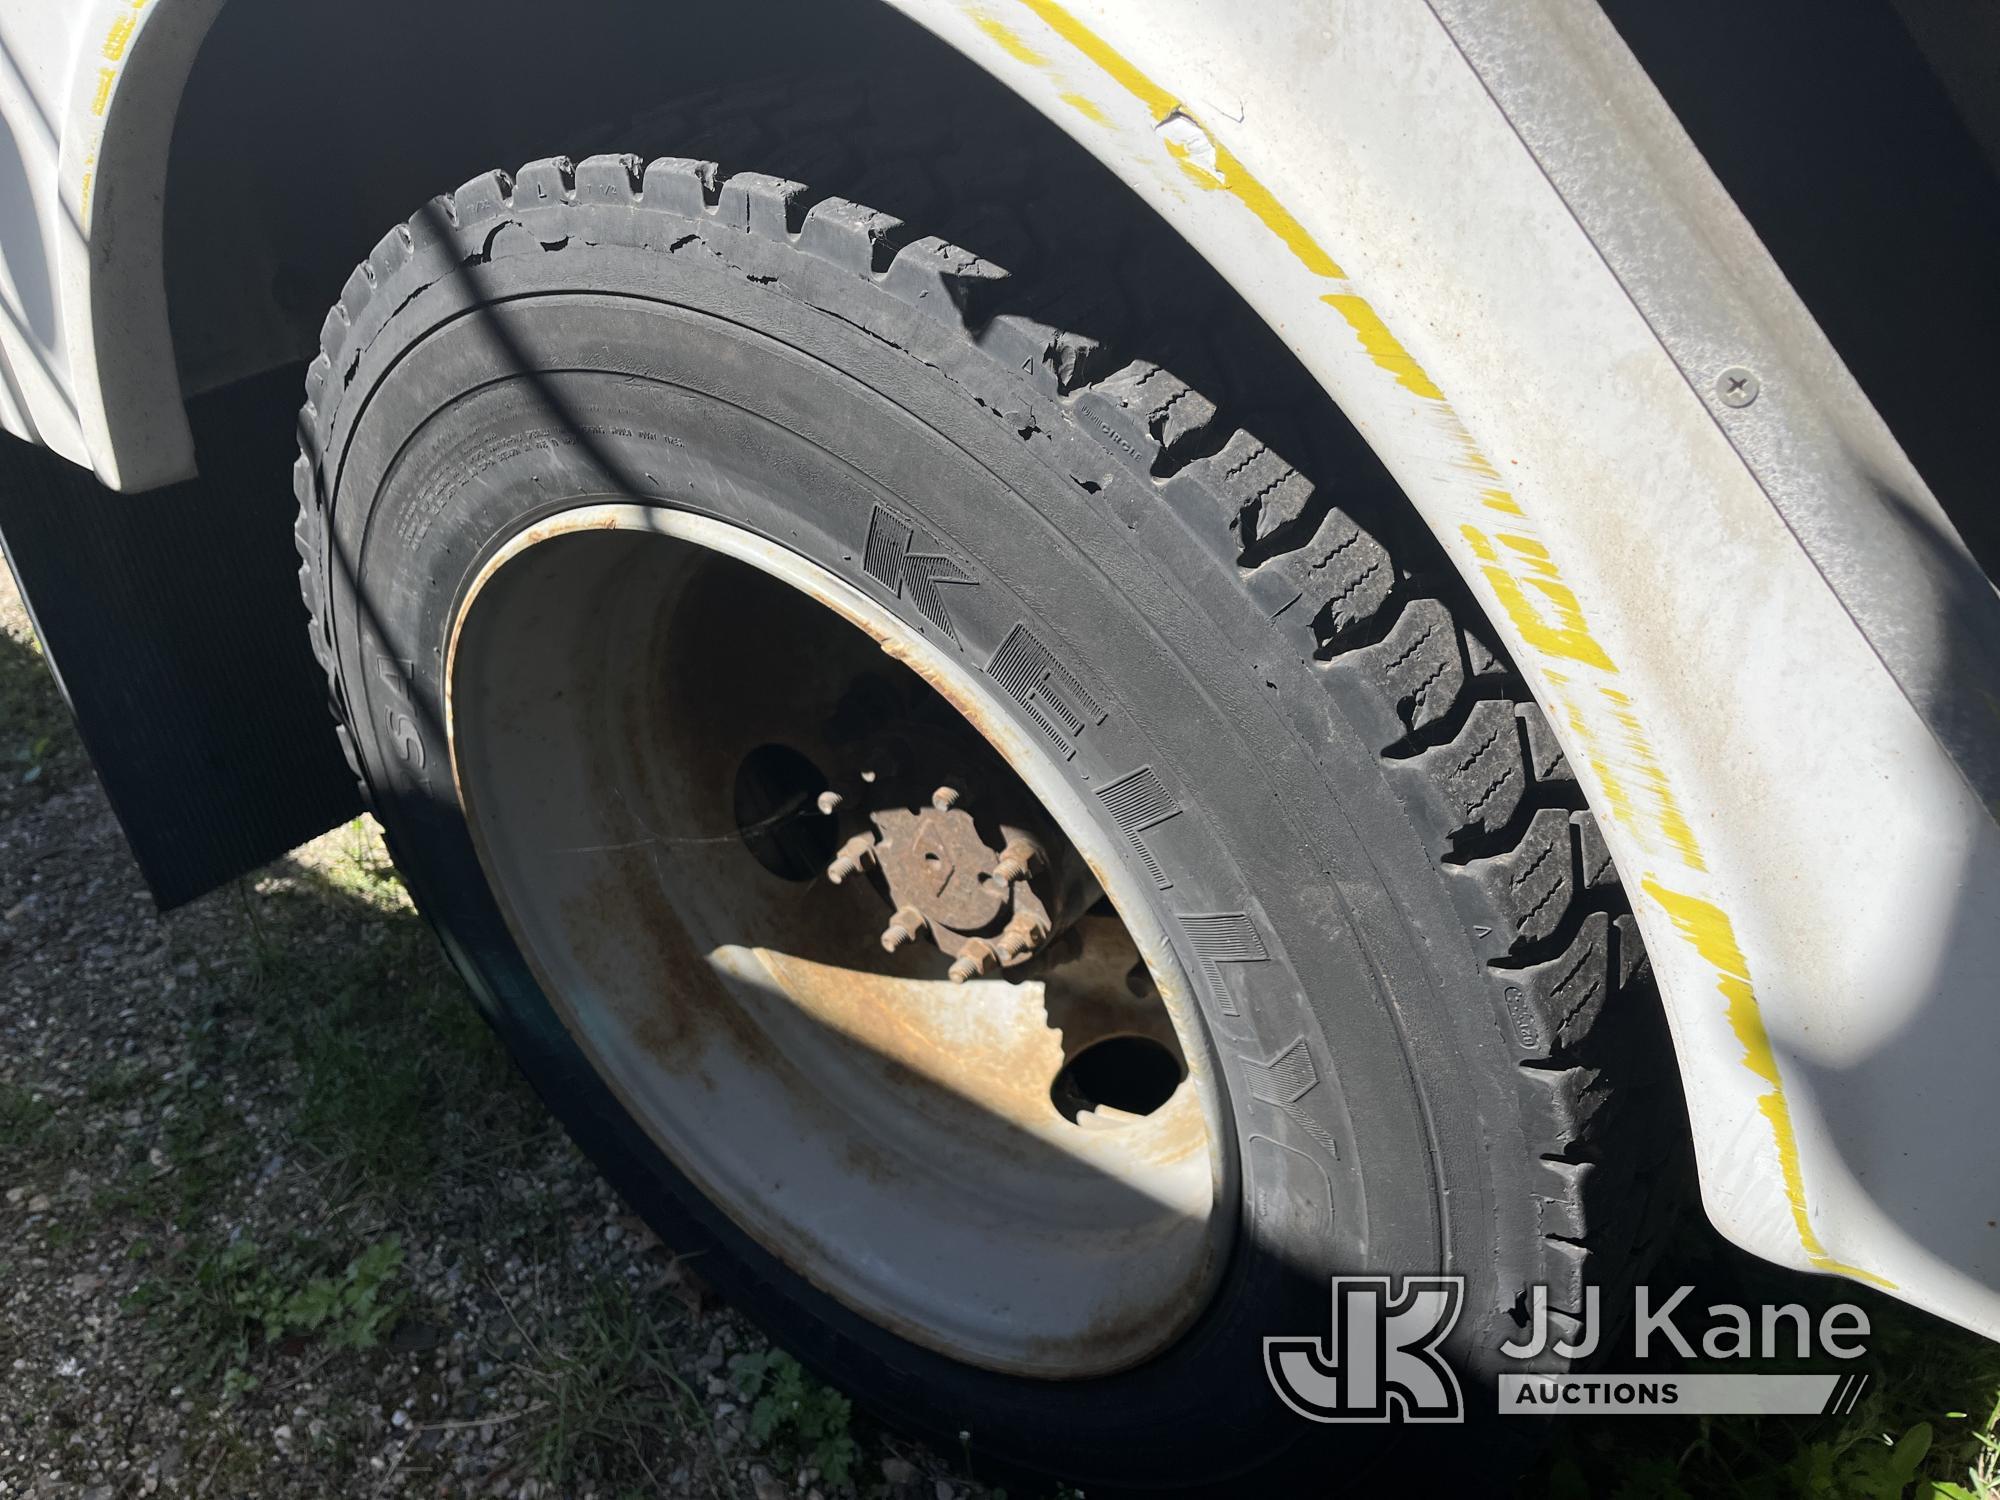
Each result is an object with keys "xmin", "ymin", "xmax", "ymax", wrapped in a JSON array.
[{"xmin": 0, "ymin": 368, "xmax": 359, "ymax": 906}]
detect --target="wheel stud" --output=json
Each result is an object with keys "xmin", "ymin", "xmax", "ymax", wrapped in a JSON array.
[
  {"xmin": 816, "ymin": 789, "xmax": 844, "ymax": 816},
  {"xmin": 991, "ymin": 837, "xmax": 1039, "ymax": 885},
  {"xmin": 948, "ymin": 938, "xmax": 998, "ymax": 983},
  {"xmin": 826, "ymin": 832, "xmax": 877, "ymax": 884},
  {"xmin": 881, "ymin": 905, "xmax": 928, "ymax": 952},
  {"xmin": 992, "ymin": 909, "xmax": 1050, "ymax": 964},
  {"xmin": 931, "ymin": 785, "xmax": 961, "ymax": 812}
]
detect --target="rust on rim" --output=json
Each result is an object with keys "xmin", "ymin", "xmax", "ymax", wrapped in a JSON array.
[{"xmin": 444, "ymin": 503, "xmax": 1234, "ymax": 1377}]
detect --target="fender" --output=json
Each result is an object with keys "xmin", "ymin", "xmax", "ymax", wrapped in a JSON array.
[{"xmin": 10, "ymin": 0, "xmax": 1999, "ymax": 1333}]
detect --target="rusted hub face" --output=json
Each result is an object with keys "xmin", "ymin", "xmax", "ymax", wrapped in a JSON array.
[
  {"xmin": 872, "ymin": 800, "xmax": 1008, "ymax": 931},
  {"xmin": 444, "ymin": 504, "xmax": 1233, "ymax": 1378},
  {"xmin": 814, "ymin": 678, "xmax": 1096, "ymax": 979}
]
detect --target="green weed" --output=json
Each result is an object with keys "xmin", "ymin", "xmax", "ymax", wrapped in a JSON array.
[
  {"xmin": 731, "ymin": 1347, "xmax": 858, "ymax": 1488},
  {"xmin": 126, "ymin": 1233, "xmax": 406, "ymax": 1391}
]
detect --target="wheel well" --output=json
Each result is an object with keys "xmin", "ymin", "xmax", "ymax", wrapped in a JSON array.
[{"xmin": 164, "ymin": 0, "xmax": 1110, "ymax": 398}]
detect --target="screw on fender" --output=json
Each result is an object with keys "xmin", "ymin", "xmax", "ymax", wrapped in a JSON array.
[{"xmin": 1716, "ymin": 366, "xmax": 1760, "ymax": 408}]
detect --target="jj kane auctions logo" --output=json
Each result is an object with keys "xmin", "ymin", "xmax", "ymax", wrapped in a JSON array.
[{"xmin": 1266, "ymin": 1278, "xmax": 1873, "ymax": 1420}]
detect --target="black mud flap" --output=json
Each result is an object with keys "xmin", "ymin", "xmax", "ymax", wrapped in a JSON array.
[{"xmin": 0, "ymin": 368, "xmax": 360, "ymax": 907}]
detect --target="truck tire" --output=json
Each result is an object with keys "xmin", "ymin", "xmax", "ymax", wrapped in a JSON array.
[{"xmin": 293, "ymin": 96, "xmax": 1680, "ymax": 1490}]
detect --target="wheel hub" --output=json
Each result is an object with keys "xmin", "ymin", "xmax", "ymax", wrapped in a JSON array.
[{"xmin": 820, "ymin": 766, "xmax": 1085, "ymax": 977}]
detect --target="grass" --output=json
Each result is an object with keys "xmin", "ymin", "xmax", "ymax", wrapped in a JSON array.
[
  {"xmin": 510, "ymin": 1275, "xmax": 721, "ymax": 1495},
  {"xmin": 126, "ymin": 1233, "xmax": 407, "ymax": 1393},
  {"xmin": 0, "ymin": 614, "xmax": 83, "ymax": 809},
  {"xmin": 225, "ymin": 821, "xmax": 556, "ymax": 1203}
]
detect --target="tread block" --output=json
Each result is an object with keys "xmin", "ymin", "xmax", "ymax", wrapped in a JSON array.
[
  {"xmin": 718, "ymin": 172, "xmax": 812, "ymax": 237},
  {"xmin": 1577, "ymin": 811, "xmax": 1619, "ymax": 890},
  {"xmin": 1285, "ymin": 510, "xmax": 1394, "ymax": 646},
  {"xmin": 1541, "ymin": 1234, "xmax": 1591, "ymax": 1318},
  {"xmin": 640, "ymin": 156, "xmax": 719, "ymax": 218},
  {"xmin": 367, "ymin": 222, "xmax": 416, "ymax": 286},
  {"xmin": 1475, "ymin": 806, "xmax": 1577, "ymax": 949},
  {"xmin": 574, "ymin": 153, "xmax": 644, "ymax": 204},
  {"xmin": 337, "ymin": 261, "xmax": 375, "ymax": 325},
  {"xmin": 450, "ymin": 169, "xmax": 515, "ymax": 226},
  {"xmin": 1464, "ymin": 627, "xmax": 1509, "ymax": 681},
  {"xmin": 513, "ymin": 157, "xmax": 577, "ymax": 206},
  {"xmin": 1077, "ymin": 361, "xmax": 1217, "ymax": 477},
  {"xmin": 977, "ymin": 312, "xmax": 1111, "ymax": 397},
  {"xmin": 1514, "ymin": 910, "xmax": 1614, "ymax": 1055},
  {"xmin": 1227, "ymin": 434, "xmax": 1318, "ymax": 542},
  {"xmin": 315, "ymin": 303, "xmax": 352, "ymax": 372},
  {"xmin": 882, "ymin": 236, "xmax": 1009, "ymax": 323},
  {"xmin": 1524, "ymin": 1060, "xmax": 1611, "ymax": 1142},
  {"xmin": 401, "ymin": 196, "xmax": 462, "ymax": 277},
  {"xmin": 1418, "ymin": 696, "xmax": 1529, "ymax": 838},
  {"xmin": 797, "ymin": 197, "xmax": 909, "ymax": 275},
  {"xmin": 1349, "ymin": 597, "xmax": 1465, "ymax": 736},
  {"xmin": 1613, "ymin": 913, "xmax": 1651, "ymax": 990},
  {"xmin": 1535, "ymin": 1156, "xmax": 1593, "ymax": 1241},
  {"xmin": 1522, "ymin": 700, "xmax": 1572, "ymax": 783}
]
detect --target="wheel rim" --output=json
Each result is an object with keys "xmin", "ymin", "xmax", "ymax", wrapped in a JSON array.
[{"xmin": 444, "ymin": 503, "xmax": 1234, "ymax": 1377}]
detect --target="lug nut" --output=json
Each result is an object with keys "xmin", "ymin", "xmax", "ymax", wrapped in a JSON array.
[
  {"xmin": 825, "ymin": 832, "xmax": 877, "ymax": 884},
  {"xmin": 816, "ymin": 789, "xmax": 844, "ymax": 816},
  {"xmin": 881, "ymin": 905, "xmax": 928, "ymax": 953},
  {"xmin": 931, "ymin": 785, "xmax": 961, "ymax": 812},
  {"xmin": 991, "ymin": 838, "xmax": 1039, "ymax": 885},
  {"xmin": 948, "ymin": 938, "xmax": 999, "ymax": 984}
]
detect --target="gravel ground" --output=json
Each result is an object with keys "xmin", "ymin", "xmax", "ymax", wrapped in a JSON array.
[{"xmin": 0, "ymin": 560, "xmax": 999, "ymax": 1500}]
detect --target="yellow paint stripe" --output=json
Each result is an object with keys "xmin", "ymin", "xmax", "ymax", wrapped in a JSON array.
[
  {"xmin": 1603, "ymin": 687, "xmax": 1707, "ymax": 872},
  {"xmin": 973, "ymin": 13, "xmax": 1048, "ymax": 67},
  {"xmin": 1322, "ymin": 294, "xmax": 1444, "ymax": 401},
  {"xmin": 1058, "ymin": 90, "xmax": 1107, "ymax": 124},
  {"xmin": 1642, "ymin": 879, "xmax": 1896, "ymax": 1290},
  {"xmin": 89, "ymin": 66, "xmax": 116, "ymax": 117},
  {"xmin": 1462, "ymin": 524, "xmax": 1617, "ymax": 671},
  {"xmin": 1015, "ymin": 0, "xmax": 1178, "ymax": 118},
  {"xmin": 1012, "ymin": 0, "xmax": 1345, "ymax": 279},
  {"xmin": 1168, "ymin": 137, "xmax": 1346, "ymax": 278},
  {"xmin": 102, "ymin": 13, "xmax": 136, "ymax": 61},
  {"xmin": 1496, "ymin": 531, "xmax": 1561, "ymax": 581}
]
